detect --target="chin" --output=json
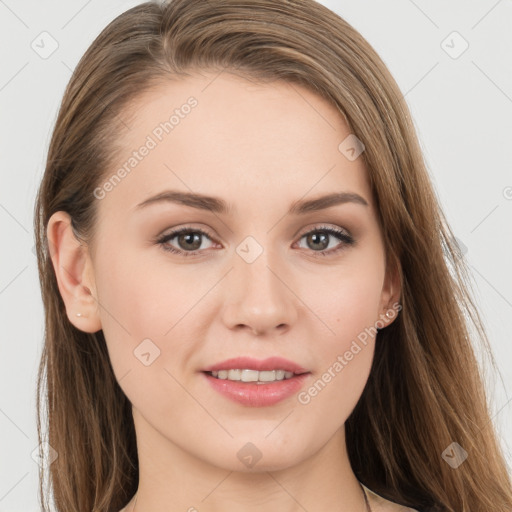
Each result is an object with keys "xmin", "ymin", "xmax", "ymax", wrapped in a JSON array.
[{"xmin": 200, "ymin": 437, "xmax": 312, "ymax": 474}]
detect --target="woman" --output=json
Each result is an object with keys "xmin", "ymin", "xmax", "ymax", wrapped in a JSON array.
[{"xmin": 33, "ymin": 0, "xmax": 512, "ymax": 511}]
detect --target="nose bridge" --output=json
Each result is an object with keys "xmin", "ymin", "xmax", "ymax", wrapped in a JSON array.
[{"xmin": 223, "ymin": 234, "xmax": 296, "ymax": 333}]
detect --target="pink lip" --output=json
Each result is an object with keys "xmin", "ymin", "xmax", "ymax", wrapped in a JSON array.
[
  {"xmin": 202, "ymin": 372, "xmax": 310, "ymax": 407},
  {"xmin": 202, "ymin": 356, "xmax": 309, "ymax": 374},
  {"xmin": 201, "ymin": 356, "xmax": 310, "ymax": 407}
]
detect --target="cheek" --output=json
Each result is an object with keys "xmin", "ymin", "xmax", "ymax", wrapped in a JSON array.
[
  {"xmin": 92, "ymin": 245, "xmax": 205, "ymax": 390},
  {"xmin": 91, "ymin": 246, "xmax": 173, "ymax": 381},
  {"xmin": 92, "ymin": 252, "xmax": 185, "ymax": 416},
  {"xmin": 295, "ymin": 266, "xmax": 383, "ymax": 424},
  {"xmin": 297, "ymin": 248, "xmax": 385, "ymax": 409},
  {"xmin": 95, "ymin": 245, "xmax": 179, "ymax": 336},
  {"xmin": 305, "ymin": 255, "xmax": 385, "ymax": 343}
]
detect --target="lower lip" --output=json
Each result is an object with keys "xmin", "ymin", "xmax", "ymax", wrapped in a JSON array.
[{"xmin": 202, "ymin": 372, "xmax": 310, "ymax": 407}]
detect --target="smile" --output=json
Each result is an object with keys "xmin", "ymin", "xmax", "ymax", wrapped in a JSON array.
[{"xmin": 207, "ymin": 369, "xmax": 295, "ymax": 383}]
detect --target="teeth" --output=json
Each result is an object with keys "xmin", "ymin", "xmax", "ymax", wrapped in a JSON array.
[
  {"xmin": 229, "ymin": 369, "xmax": 242, "ymax": 380},
  {"xmin": 241, "ymin": 369, "xmax": 259, "ymax": 382},
  {"xmin": 210, "ymin": 369, "xmax": 295, "ymax": 382}
]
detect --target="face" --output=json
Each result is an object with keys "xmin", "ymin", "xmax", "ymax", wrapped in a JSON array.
[{"xmin": 50, "ymin": 71, "xmax": 400, "ymax": 474}]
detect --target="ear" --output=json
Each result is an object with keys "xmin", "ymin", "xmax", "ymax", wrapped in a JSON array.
[
  {"xmin": 46, "ymin": 211, "xmax": 102, "ymax": 333},
  {"xmin": 377, "ymin": 252, "xmax": 402, "ymax": 328}
]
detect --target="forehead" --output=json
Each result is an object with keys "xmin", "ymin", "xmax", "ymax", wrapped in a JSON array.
[{"xmin": 97, "ymin": 71, "xmax": 372, "ymax": 215}]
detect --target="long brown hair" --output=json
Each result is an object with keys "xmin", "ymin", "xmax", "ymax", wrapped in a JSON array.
[{"xmin": 33, "ymin": 1, "xmax": 512, "ymax": 510}]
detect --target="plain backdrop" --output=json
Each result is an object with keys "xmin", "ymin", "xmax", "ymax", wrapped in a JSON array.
[{"xmin": 0, "ymin": 1, "xmax": 511, "ymax": 510}]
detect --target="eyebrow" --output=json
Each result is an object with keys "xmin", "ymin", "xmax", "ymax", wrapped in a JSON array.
[{"xmin": 134, "ymin": 190, "xmax": 369, "ymax": 215}]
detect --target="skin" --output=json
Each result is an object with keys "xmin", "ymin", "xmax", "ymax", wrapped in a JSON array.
[{"xmin": 48, "ymin": 71, "xmax": 403, "ymax": 512}]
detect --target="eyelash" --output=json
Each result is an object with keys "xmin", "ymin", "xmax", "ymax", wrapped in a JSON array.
[{"xmin": 155, "ymin": 224, "xmax": 355, "ymax": 258}]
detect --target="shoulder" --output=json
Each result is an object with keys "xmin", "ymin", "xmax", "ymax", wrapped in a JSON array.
[{"xmin": 363, "ymin": 484, "xmax": 422, "ymax": 512}]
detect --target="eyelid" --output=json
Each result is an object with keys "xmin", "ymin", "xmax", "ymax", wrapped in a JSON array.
[
  {"xmin": 295, "ymin": 222, "xmax": 351, "ymax": 237},
  {"xmin": 156, "ymin": 223, "xmax": 217, "ymax": 242}
]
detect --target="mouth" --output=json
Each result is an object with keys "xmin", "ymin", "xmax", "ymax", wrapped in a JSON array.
[{"xmin": 201, "ymin": 357, "xmax": 311, "ymax": 407}]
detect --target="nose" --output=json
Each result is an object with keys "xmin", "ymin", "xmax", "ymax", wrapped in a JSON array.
[{"xmin": 221, "ymin": 249, "xmax": 298, "ymax": 336}]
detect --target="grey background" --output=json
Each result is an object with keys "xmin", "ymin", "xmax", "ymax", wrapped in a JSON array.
[{"xmin": 1, "ymin": 0, "xmax": 511, "ymax": 510}]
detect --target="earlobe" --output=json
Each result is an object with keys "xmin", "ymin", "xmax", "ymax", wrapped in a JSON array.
[{"xmin": 46, "ymin": 211, "xmax": 102, "ymax": 333}]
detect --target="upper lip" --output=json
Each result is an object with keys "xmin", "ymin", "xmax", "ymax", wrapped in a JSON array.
[{"xmin": 203, "ymin": 356, "xmax": 309, "ymax": 374}]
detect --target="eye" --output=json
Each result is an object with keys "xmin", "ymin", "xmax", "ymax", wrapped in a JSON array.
[
  {"xmin": 295, "ymin": 225, "xmax": 355, "ymax": 256},
  {"xmin": 156, "ymin": 226, "xmax": 217, "ymax": 257},
  {"xmin": 155, "ymin": 224, "xmax": 355, "ymax": 258}
]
